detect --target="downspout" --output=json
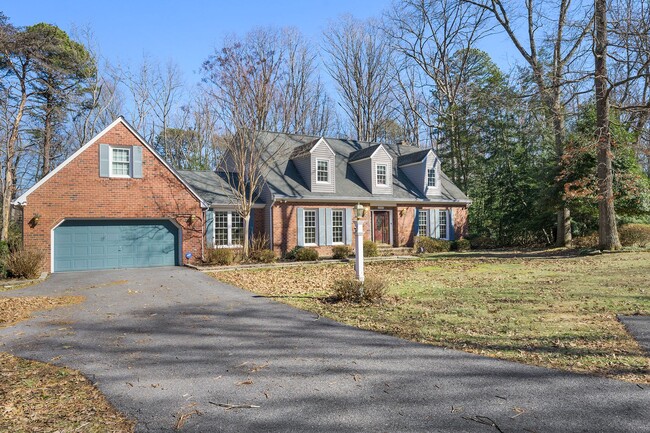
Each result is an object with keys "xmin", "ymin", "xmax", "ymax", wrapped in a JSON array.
[{"xmin": 269, "ymin": 198, "xmax": 275, "ymax": 250}]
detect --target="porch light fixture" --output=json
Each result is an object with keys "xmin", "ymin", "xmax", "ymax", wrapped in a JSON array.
[
  {"xmin": 354, "ymin": 203, "xmax": 365, "ymax": 220},
  {"xmin": 30, "ymin": 213, "xmax": 41, "ymax": 227},
  {"xmin": 188, "ymin": 214, "xmax": 197, "ymax": 225}
]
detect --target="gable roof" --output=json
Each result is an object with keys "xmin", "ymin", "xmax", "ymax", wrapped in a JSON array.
[
  {"xmin": 253, "ymin": 131, "xmax": 470, "ymax": 204},
  {"xmin": 397, "ymin": 149, "xmax": 433, "ymax": 166},
  {"xmin": 12, "ymin": 117, "xmax": 208, "ymax": 208},
  {"xmin": 289, "ymin": 137, "xmax": 334, "ymax": 159}
]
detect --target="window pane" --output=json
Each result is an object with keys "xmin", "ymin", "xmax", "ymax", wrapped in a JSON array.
[
  {"xmin": 317, "ymin": 160, "xmax": 329, "ymax": 182},
  {"xmin": 112, "ymin": 148, "xmax": 130, "ymax": 176},
  {"xmin": 438, "ymin": 210, "xmax": 447, "ymax": 239},
  {"xmin": 304, "ymin": 210, "xmax": 317, "ymax": 244},
  {"xmin": 376, "ymin": 165, "xmax": 387, "ymax": 185},
  {"xmin": 428, "ymin": 168, "xmax": 436, "ymax": 187},
  {"xmin": 214, "ymin": 212, "xmax": 229, "ymax": 246},
  {"xmin": 418, "ymin": 211, "xmax": 428, "ymax": 237},
  {"xmin": 332, "ymin": 210, "xmax": 343, "ymax": 243},
  {"xmin": 231, "ymin": 213, "xmax": 244, "ymax": 245}
]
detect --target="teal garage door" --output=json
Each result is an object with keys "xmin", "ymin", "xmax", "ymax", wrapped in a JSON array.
[{"xmin": 53, "ymin": 220, "xmax": 179, "ymax": 272}]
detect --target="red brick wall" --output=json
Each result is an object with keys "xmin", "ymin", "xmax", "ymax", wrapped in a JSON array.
[
  {"xmin": 270, "ymin": 202, "xmax": 469, "ymax": 257},
  {"xmin": 21, "ymin": 122, "xmax": 204, "ymax": 271}
]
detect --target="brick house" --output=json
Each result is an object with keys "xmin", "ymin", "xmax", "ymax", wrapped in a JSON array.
[
  {"xmin": 13, "ymin": 120, "xmax": 470, "ymax": 272},
  {"xmin": 181, "ymin": 131, "xmax": 471, "ymax": 258},
  {"xmin": 12, "ymin": 117, "xmax": 207, "ymax": 272}
]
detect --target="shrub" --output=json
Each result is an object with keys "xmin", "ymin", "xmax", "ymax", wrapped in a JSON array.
[
  {"xmin": 468, "ymin": 235, "xmax": 497, "ymax": 249},
  {"xmin": 4, "ymin": 249, "xmax": 43, "ymax": 279},
  {"xmin": 414, "ymin": 236, "xmax": 451, "ymax": 253},
  {"xmin": 331, "ymin": 276, "xmax": 386, "ymax": 303},
  {"xmin": 331, "ymin": 245, "xmax": 351, "ymax": 259},
  {"xmin": 363, "ymin": 240, "xmax": 378, "ymax": 257},
  {"xmin": 573, "ymin": 232, "xmax": 599, "ymax": 249},
  {"xmin": 285, "ymin": 246, "xmax": 303, "ymax": 260},
  {"xmin": 250, "ymin": 248, "xmax": 276, "ymax": 263},
  {"xmin": 295, "ymin": 247, "xmax": 319, "ymax": 261},
  {"xmin": 0, "ymin": 241, "xmax": 9, "ymax": 278},
  {"xmin": 205, "ymin": 248, "xmax": 234, "ymax": 266},
  {"xmin": 619, "ymin": 224, "xmax": 650, "ymax": 247},
  {"xmin": 452, "ymin": 239, "xmax": 471, "ymax": 252}
]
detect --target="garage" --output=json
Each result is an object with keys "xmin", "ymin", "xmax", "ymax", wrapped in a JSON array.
[{"xmin": 53, "ymin": 219, "xmax": 180, "ymax": 272}]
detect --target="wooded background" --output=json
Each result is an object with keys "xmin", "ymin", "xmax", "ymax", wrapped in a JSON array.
[{"xmin": 2, "ymin": 0, "xmax": 649, "ymax": 248}]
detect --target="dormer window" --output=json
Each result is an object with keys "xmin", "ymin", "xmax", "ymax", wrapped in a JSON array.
[
  {"xmin": 376, "ymin": 164, "xmax": 387, "ymax": 186},
  {"xmin": 427, "ymin": 167, "xmax": 437, "ymax": 187},
  {"xmin": 316, "ymin": 159, "xmax": 329, "ymax": 183}
]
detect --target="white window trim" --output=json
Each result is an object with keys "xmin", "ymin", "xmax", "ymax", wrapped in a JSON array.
[
  {"xmin": 331, "ymin": 209, "xmax": 345, "ymax": 245},
  {"xmin": 315, "ymin": 158, "xmax": 330, "ymax": 184},
  {"xmin": 303, "ymin": 209, "xmax": 318, "ymax": 246},
  {"xmin": 214, "ymin": 210, "xmax": 244, "ymax": 248},
  {"xmin": 438, "ymin": 209, "xmax": 448, "ymax": 240},
  {"xmin": 418, "ymin": 210, "xmax": 428, "ymax": 237},
  {"xmin": 427, "ymin": 167, "xmax": 437, "ymax": 188},
  {"xmin": 109, "ymin": 146, "xmax": 132, "ymax": 178},
  {"xmin": 376, "ymin": 164, "xmax": 388, "ymax": 186}
]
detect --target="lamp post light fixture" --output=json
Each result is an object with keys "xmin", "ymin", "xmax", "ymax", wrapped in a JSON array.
[{"xmin": 353, "ymin": 203, "xmax": 365, "ymax": 284}]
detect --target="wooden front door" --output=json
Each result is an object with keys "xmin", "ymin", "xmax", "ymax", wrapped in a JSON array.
[{"xmin": 373, "ymin": 211, "xmax": 391, "ymax": 244}]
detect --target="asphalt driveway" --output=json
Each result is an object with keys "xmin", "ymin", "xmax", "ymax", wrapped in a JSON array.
[{"xmin": 1, "ymin": 267, "xmax": 648, "ymax": 432}]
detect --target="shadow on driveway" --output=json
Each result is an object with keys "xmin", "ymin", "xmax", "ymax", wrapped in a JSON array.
[{"xmin": 1, "ymin": 267, "xmax": 648, "ymax": 432}]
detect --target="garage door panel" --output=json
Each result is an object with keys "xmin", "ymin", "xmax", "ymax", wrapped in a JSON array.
[{"xmin": 54, "ymin": 220, "xmax": 179, "ymax": 272}]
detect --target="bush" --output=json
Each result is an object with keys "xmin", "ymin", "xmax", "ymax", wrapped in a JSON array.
[
  {"xmin": 331, "ymin": 276, "xmax": 386, "ymax": 303},
  {"xmin": 331, "ymin": 245, "xmax": 351, "ymax": 259},
  {"xmin": 619, "ymin": 224, "xmax": 650, "ymax": 247},
  {"xmin": 205, "ymin": 248, "xmax": 234, "ymax": 266},
  {"xmin": 285, "ymin": 246, "xmax": 303, "ymax": 260},
  {"xmin": 363, "ymin": 240, "xmax": 378, "ymax": 257},
  {"xmin": 250, "ymin": 248, "xmax": 276, "ymax": 263},
  {"xmin": 0, "ymin": 241, "xmax": 9, "ymax": 278},
  {"xmin": 4, "ymin": 249, "xmax": 43, "ymax": 279},
  {"xmin": 295, "ymin": 247, "xmax": 319, "ymax": 261},
  {"xmin": 468, "ymin": 235, "xmax": 497, "ymax": 249},
  {"xmin": 452, "ymin": 238, "xmax": 471, "ymax": 252},
  {"xmin": 414, "ymin": 236, "xmax": 451, "ymax": 253},
  {"xmin": 573, "ymin": 232, "xmax": 599, "ymax": 249}
]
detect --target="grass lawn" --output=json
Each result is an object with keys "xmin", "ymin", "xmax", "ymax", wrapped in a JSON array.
[
  {"xmin": 213, "ymin": 250, "xmax": 650, "ymax": 383},
  {"xmin": 0, "ymin": 295, "xmax": 134, "ymax": 433}
]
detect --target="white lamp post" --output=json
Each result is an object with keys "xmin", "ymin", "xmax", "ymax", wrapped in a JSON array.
[{"xmin": 353, "ymin": 203, "xmax": 365, "ymax": 283}]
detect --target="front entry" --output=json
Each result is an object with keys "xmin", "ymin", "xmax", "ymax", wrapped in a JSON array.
[{"xmin": 372, "ymin": 211, "xmax": 391, "ymax": 244}]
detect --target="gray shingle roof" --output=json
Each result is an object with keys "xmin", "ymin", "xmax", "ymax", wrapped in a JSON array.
[
  {"xmin": 179, "ymin": 132, "xmax": 470, "ymax": 206},
  {"xmin": 177, "ymin": 170, "xmax": 264, "ymax": 206},
  {"xmin": 397, "ymin": 149, "xmax": 431, "ymax": 166},
  {"xmin": 256, "ymin": 132, "xmax": 470, "ymax": 204},
  {"xmin": 348, "ymin": 144, "xmax": 381, "ymax": 162}
]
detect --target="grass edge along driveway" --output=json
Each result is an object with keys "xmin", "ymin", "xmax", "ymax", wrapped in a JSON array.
[{"xmin": 213, "ymin": 250, "xmax": 650, "ymax": 384}]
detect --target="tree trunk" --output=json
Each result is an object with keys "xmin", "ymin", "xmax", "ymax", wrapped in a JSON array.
[
  {"xmin": 556, "ymin": 208, "xmax": 571, "ymax": 247},
  {"xmin": 42, "ymin": 92, "xmax": 54, "ymax": 177},
  {"xmin": 243, "ymin": 212, "xmax": 250, "ymax": 258},
  {"xmin": 594, "ymin": 0, "xmax": 621, "ymax": 250}
]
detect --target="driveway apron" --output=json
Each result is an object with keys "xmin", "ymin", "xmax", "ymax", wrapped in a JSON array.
[{"xmin": 1, "ymin": 267, "xmax": 648, "ymax": 432}]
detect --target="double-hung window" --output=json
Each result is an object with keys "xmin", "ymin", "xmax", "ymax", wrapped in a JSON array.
[
  {"xmin": 418, "ymin": 210, "xmax": 428, "ymax": 237},
  {"xmin": 376, "ymin": 164, "xmax": 387, "ymax": 186},
  {"xmin": 438, "ymin": 210, "xmax": 448, "ymax": 239},
  {"xmin": 332, "ymin": 210, "xmax": 344, "ymax": 243},
  {"xmin": 111, "ymin": 147, "xmax": 131, "ymax": 177},
  {"xmin": 214, "ymin": 211, "xmax": 245, "ymax": 247},
  {"xmin": 304, "ymin": 210, "xmax": 317, "ymax": 244},
  {"xmin": 316, "ymin": 159, "xmax": 329, "ymax": 183},
  {"xmin": 427, "ymin": 167, "xmax": 436, "ymax": 187}
]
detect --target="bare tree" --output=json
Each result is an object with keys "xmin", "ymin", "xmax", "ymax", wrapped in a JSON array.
[
  {"xmin": 323, "ymin": 15, "xmax": 394, "ymax": 142},
  {"xmin": 151, "ymin": 60, "xmax": 184, "ymax": 160},
  {"xmin": 386, "ymin": 0, "xmax": 490, "ymax": 183},
  {"xmin": 468, "ymin": 0, "xmax": 594, "ymax": 247}
]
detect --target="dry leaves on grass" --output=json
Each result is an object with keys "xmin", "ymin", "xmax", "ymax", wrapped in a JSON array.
[
  {"xmin": 0, "ymin": 352, "xmax": 135, "ymax": 433},
  {"xmin": 0, "ymin": 296, "xmax": 84, "ymax": 328}
]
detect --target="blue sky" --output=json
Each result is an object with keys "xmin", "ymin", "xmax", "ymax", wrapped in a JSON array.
[{"xmin": 3, "ymin": 0, "xmax": 398, "ymax": 83}]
